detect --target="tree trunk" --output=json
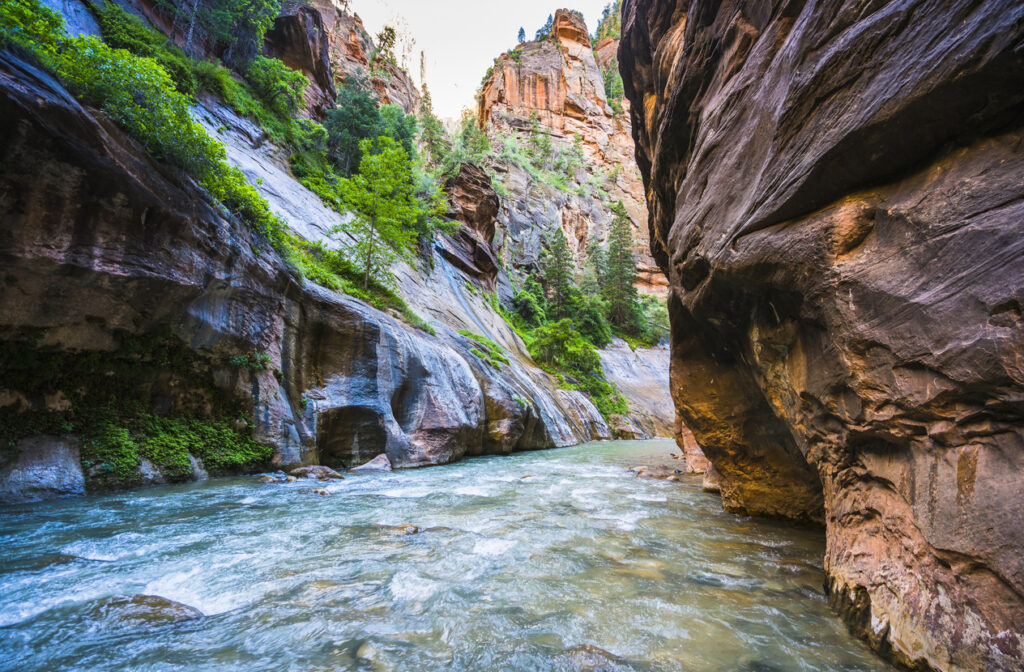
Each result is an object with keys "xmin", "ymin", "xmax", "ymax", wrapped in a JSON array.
[
  {"xmin": 363, "ymin": 213, "xmax": 376, "ymax": 290},
  {"xmin": 185, "ymin": 0, "xmax": 200, "ymax": 53}
]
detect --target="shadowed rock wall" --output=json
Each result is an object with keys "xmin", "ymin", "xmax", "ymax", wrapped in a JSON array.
[{"xmin": 619, "ymin": 0, "xmax": 1024, "ymax": 670}]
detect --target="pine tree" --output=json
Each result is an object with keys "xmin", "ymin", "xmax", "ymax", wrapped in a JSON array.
[
  {"xmin": 335, "ymin": 137, "xmax": 423, "ymax": 289},
  {"xmin": 375, "ymin": 26, "xmax": 397, "ymax": 65},
  {"xmin": 579, "ymin": 237, "xmax": 606, "ymax": 297},
  {"xmin": 418, "ymin": 84, "xmax": 450, "ymax": 168},
  {"xmin": 540, "ymin": 229, "xmax": 576, "ymax": 319},
  {"xmin": 518, "ymin": 27, "xmax": 526, "ymax": 43},
  {"xmin": 535, "ymin": 14, "xmax": 553, "ymax": 41},
  {"xmin": 602, "ymin": 202, "xmax": 640, "ymax": 329},
  {"xmin": 325, "ymin": 80, "xmax": 382, "ymax": 175}
]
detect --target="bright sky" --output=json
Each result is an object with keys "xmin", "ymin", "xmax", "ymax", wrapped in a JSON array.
[{"xmin": 351, "ymin": 0, "xmax": 613, "ymax": 120}]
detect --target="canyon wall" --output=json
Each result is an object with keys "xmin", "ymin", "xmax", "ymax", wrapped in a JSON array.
[
  {"xmin": 619, "ymin": 0, "xmax": 1024, "ymax": 669},
  {"xmin": 478, "ymin": 9, "xmax": 667, "ymax": 296},
  {"xmin": 0, "ymin": 0, "xmax": 673, "ymax": 502}
]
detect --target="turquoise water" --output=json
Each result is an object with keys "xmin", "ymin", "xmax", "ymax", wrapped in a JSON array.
[{"xmin": 0, "ymin": 439, "xmax": 890, "ymax": 671}]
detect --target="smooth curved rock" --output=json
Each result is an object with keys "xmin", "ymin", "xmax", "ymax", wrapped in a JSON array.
[
  {"xmin": 620, "ymin": 1, "xmax": 1024, "ymax": 669},
  {"xmin": 0, "ymin": 436, "xmax": 85, "ymax": 505},
  {"xmin": 83, "ymin": 594, "xmax": 202, "ymax": 628},
  {"xmin": 349, "ymin": 453, "xmax": 392, "ymax": 473}
]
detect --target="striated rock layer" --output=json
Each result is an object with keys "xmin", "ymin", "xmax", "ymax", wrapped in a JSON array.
[
  {"xmin": 0, "ymin": 51, "xmax": 611, "ymax": 500},
  {"xmin": 478, "ymin": 9, "xmax": 666, "ymax": 296},
  {"xmin": 620, "ymin": 0, "xmax": 1024, "ymax": 670}
]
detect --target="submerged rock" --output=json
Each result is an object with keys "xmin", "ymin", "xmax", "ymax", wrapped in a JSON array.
[
  {"xmin": 557, "ymin": 643, "xmax": 628, "ymax": 670},
  {"xmin": 348, "ymin": 453, "xmax": 392, "ymax": 474},
  {"xmin": 290, "ymin": 466, "xmax": 344, "ymax": 481},
  {"xmin": 630, "ymin": 465, "xmax": 680, "ymax": 481},
  {"xmin": 83, "ymin": 594, "xmax": 202, "ymax": 628}
]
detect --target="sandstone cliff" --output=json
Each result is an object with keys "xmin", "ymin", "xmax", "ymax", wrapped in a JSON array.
[
  {"xmin": 306, "ymin": 0, "xmax": 420, "ymax": 114},
  {"xmin": 0, "ymin": 0, "xmax": 673, "ymax": 503},
  {"xmin": 0, "ymin": 49, "xmax": 614, "ymax": 500},
  {"xmin": 478, "ymin": 9, "xmax": 666, "ymax": 296},
  {"xmin": 620, "ymin": 1, "xmax": 1024, "ymax": 670}
]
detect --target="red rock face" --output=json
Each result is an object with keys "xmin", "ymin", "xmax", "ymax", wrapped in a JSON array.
[
  {"xmin": 478, "ymin": 9, "xmax": 665, "ymax": 297},
  {"xmin": 263, "ymin": 1, "xmax": 336, "ymax": 118},
  {"xmin": 620, "ymin": 1, "xmax": 1024, "ymax": 670},
  {"xmin": 309, "ymin": 0, "xmax": 420, "ymax": 114}
]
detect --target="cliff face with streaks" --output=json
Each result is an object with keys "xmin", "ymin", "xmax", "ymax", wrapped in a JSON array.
[
  {"xmin": 0, "ymin": 0, "xmax": 674, "ymax": 503},
  {"xmin": 478, "ymin": 9, "xmax": 666, "ymax": 296},
  {"xmin": 620, "ymin": 0, "xmax": 1024, "ymax": 670}
]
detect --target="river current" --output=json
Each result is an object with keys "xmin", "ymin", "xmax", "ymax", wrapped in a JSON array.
[{"xmin": 0, "ymin": 439, "xmax": 890, "ymax": 671}]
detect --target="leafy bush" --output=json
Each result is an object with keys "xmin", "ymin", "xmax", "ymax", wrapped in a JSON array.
[
  {"xmin": 93, "ymin": 0, "xmax": 196, "ymax": 95},
  {"xmin": 246, "ymin": 54, "xmax": 307, "ymax": 116},
  {"xmin": 527, "ymin": 319, "xmax": 627, "ymax": 419},
  {"xmin": 0, "ymin": 0, "xmax": 65, "ymax": 56},
  {"xmin": 512, "ymin": 276, "xmax": 548, "ymax": 327},
  {"xmin": 230, "ymin": 352, "xmax": 271, "ymax": 371}
]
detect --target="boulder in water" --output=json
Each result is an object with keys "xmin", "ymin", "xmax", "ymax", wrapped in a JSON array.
[
  {"xmin": 290, "ymin": 465, "xmax": 344, "ymax": 481},
  {"xmin": 83, "ymin": 594, "xmax": 202, "ymax": 629},
  {"xmin": 0, "ymin": 436, "xmax": 85, "ymax": 504},
  {"xmin": 348, "ymin": 453, "xmax": 392, "ymax": 473}
]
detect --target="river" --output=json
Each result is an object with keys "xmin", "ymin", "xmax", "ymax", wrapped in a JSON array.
[{"xmin": 0, "ymin": 439, "xmax": 890, "ymax": 671}]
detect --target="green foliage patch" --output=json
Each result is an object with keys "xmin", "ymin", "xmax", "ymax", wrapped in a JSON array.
[
  {"xmin": 0, "ymin": 330, "xmax": 273, "ymax": 489},
  {"xmin": 458, "ymin": 330, "xmax": 510, "ymax": 370}
]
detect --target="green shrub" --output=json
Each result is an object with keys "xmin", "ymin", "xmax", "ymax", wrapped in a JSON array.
[
  {"xmin": 229, "ymin": 352, "xmax": 270, "ymax": 371},
  {"xmin": 0, "ymin": 0, "xmax": 65, "ymax": 55},
  {"xmin": 527, "ymin": 318, "xmax": 627, "ymax": 419},
  {"xmin": 94, "ymin": 1, "xmax": 197, "ymax": 95},
  {"xmin": 246, "ymin": 54, "xmax": 307, "ymax": 116}
]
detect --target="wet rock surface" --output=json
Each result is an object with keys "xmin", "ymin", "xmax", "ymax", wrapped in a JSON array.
[
  {"xmin": 0, "ymin": 436, "xmax": 85, "ymax": 505},
  {"xmin": 82, "ymin": 594, "xmax": 203, "ymax": 629},
  {"xmin": 620, "ymin": 0, "xmax": 1024, "ymax": 669},
  {"xmin": 289, "ymin": 466, "xmax": 344, "ymax": 481}
]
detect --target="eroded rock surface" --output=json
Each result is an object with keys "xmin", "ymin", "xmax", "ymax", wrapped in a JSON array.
[
  {"xmin": 263, "ymin": 0, "xmax": 337, "ymax": 118},
  {"xmin": 0, "ymin": 436, "xmax": 85, "ymax": 505},
  {"xmin": 479, "ymin": 9, "xmax": 665, "ymax": 296},
  {"xmin": 620, "ymin": 1, "xmax": 1024, "ymax": 669}
]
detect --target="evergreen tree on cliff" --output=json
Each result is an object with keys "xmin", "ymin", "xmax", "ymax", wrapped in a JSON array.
[
  {"xmin": 518, "ymin": 27, "xmax": 526, "ymax": 43},
  {"xmin": 535, "ymin": 14, "xmax": 553, "ymax": 41},
  {"xmin": 418, "ymin": 84, "xmax": 449, "ymax": 169},
  {"xmin": 540, "ymin": 229, "xmax": 576, "ymax": 319},
  {"xmin": 602, "ymin": 203, "xmax": 640, "ymax": 329},
  {"xmin": 336, "ymin": 137, "xmax": 423, "ymax": 290}
]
